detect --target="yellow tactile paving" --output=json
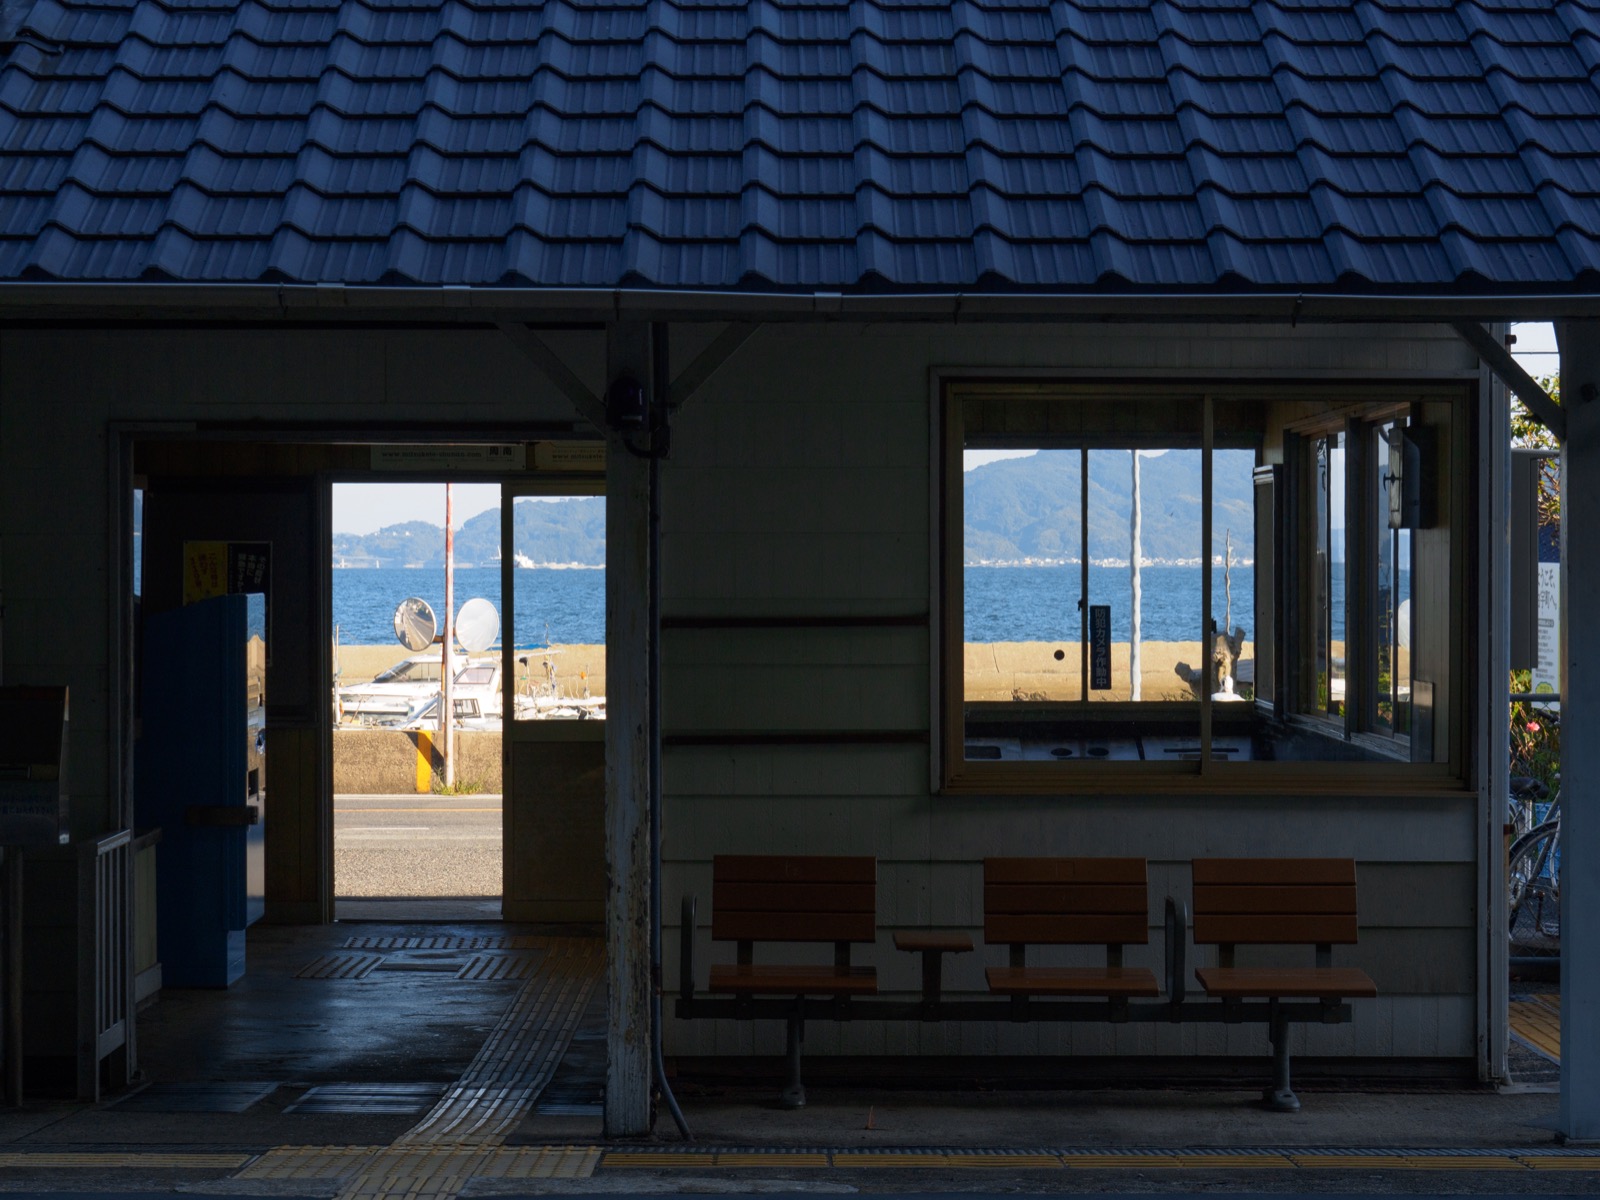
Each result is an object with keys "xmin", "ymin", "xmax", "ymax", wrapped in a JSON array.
[
  {"xmin": 836, "ymin": 1153, "xmax": 952, "ymax": 1167},
  {"xmin": 1063, "ymin": 1154, "xmax": 1194, "ymax": 1169},
  {"xmin": 592, "ymin": 1149, "xmax": 1600, "ymax": 1173},
  {"xmin": 240, "ymin": 1146, "xmax": 599, "ymax": 1182},
  {"xmin": 944, "ymin": 1153, "xmax": 1064, "ymax": 1168},
  {"xmin": 0, "ymin": 1152, "xmax": 251, "ymax": 1169},
  {"xmin": 714, "ymin": 1152, "xmax": 832, "ymax": 1167},
  {"xmin": 237, "ymin": 1147, "xmax": 378, "ymax": 1179},
  {"xmin": 603, "ymin": 1152, "xmax": 706, "ymax": 1168},
  {"xmin": 1172, "ymin": 1154, "xmax": 1297, "ymax": 1168},
  {"xmin": 1526, "ymin": 1156, "xmax": 1600, "ymax": 1170},
  {"xmin": 1511, "ymin": 996, "xmax": 1562, "ymax": 1060}
]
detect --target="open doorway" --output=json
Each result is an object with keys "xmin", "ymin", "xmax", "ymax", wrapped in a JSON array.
[
  {"xmin": 329, "ymin": 481, "xmax": 609, "ymax": 923},
  {"xmin": 331, "ymin": 482, "xmax": 506, "ymax": 920}
]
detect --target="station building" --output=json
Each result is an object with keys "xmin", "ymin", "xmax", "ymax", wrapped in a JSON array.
[{"xmin": 1, "ymin": 0, "xmax": 1598, "ymax": 1138}]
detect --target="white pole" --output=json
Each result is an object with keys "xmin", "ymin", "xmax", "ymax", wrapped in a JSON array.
[
  {"xmin": 1130, "ymin": 449, "xmax": 1142, "ymax": 701},
  {"xmin": 442, "ymin": 483, "xmax": 455, "ymax": 789}
]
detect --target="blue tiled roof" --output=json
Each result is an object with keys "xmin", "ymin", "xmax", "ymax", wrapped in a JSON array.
[{"xmin": 0, "ymin": 0, "xmax": 1598, "ymax": 292}]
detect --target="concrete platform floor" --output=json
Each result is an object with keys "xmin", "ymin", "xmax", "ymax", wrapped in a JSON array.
[{"xmin": 1, "ymin": 918, "xmax": 1595, "ymax": 1198}]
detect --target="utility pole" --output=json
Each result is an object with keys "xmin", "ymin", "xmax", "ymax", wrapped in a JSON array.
[
  {"xmin": 1130, "ymin": 449, "xmax": 1142, "ymax": 701},
  {"xmin": 441, "ymin": 483, "xmax": 455, "ymax": 789}
]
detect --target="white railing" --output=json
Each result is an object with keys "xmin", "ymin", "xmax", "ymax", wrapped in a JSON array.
[{"xmin": 77, "ymin": 829, "xmax": 134, "ymax": 1099}]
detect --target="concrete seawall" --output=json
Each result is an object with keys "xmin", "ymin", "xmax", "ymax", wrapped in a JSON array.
[
  {"xmin": 334, "ymin": 729, "xmax": 503, "ymax": 794},
  {"xmin": 329, "ymin": 639, "xmax": 1252, "ymax": 792}
]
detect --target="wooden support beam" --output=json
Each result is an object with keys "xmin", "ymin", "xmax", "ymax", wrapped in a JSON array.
[
  {"xmin": 1452, "ymin": 321, "xmax": 1564, "ymax": 441},
  {"xmin": 496, "ymin": 321, "xmax": 607, "ymax": 432},
  {"xmin": 1559, "ymin": 319, "xmax": 1599, "ymax": 1139},
  {"xmin": 668, "ymin": 322, "xmax": 759, "ymax": 411},
  {"xmin": 603, "ymin": 320, "xmax": 653, "ymax": 1137}
]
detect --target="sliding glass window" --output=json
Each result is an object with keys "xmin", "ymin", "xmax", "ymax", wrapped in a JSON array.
[{"xmin": 939, "ymin": 381, "xmax": 1467, "ymax": 791}]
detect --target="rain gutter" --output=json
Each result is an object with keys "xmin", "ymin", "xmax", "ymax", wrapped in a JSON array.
[{"xmin": 1, "ymin": 283, "xmax": 1599, "ymax": 324}]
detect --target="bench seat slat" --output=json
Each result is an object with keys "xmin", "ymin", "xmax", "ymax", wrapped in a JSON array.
[
  {"xmin": 713, "ymin": 911, "xmax": 876, "ymax": 944},
  {"xmin": 985, "ymin": 883, "xmax": 1148, "ymax": 915},
  {"xmin": 1194, "ymin": 884, "xmax": 1356, "ymax": 915},
  {"xmin": 1196, "ymin": 966, "xmax": 1377, "ymax": 999},
  {"xmin": 710, "ymin": 964, "xmax": 878, "ymax": 995},
  {"xmin": 984, "ymin": 857, "xmax": 1147, "ymax": 885},
  {"xmin": 987, "ymin": 965, "xmax": 1160, "ymax": 998},
  {"xmin": 1192, "ymin": 858, "xmax": 1356, "ymax": 886},
  {"xmin": 716, "ymin": 881, "xmax": 875, "ymax": 914},
  {"xmin": 1194, "ymin": 914, "xmax": 1359, "ymax": 946},
  {"xmin": 987, "ymin": 913, "xmax": 1148, "ymax": 946},
  {"xmin": 715, "ymin": 855, "xmax": 875, "ymax": 884}
]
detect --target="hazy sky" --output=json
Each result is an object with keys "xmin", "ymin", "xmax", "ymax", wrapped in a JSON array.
[
  {"xmin": 332, "ymin": 482, "xmax": 502, "ymax": 534},
  {"xmin": 334, "ymin": 324, "xmax": 1557, "ymax": 527}
]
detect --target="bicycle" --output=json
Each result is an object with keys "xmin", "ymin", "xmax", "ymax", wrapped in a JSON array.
[{"xmin": 1508, "ymin": 790, "xmax": 1561, "ymax": 953}]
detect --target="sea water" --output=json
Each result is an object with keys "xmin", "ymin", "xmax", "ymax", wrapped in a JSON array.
[
  {"xmin": 964, "ymin": 565, "xmax": 1258, "ymax": 644},
  {"xmin": 331, "ymin": 563, "xmax": 1264, "ymax": 648},
  {"xmin": 333, "ymin": 566, "xmax": 605, "ymax": 647}
]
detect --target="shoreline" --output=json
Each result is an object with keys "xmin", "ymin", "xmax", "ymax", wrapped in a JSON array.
[{"xmin": 334, "ymin": 640, "xmax": 1246, "ymax": 706}]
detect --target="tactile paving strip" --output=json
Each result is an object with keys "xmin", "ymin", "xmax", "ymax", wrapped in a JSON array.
[
  {"xmin": 1511, "ymin": 994, "xmax": 1561, "ymax": 1061},
  {"xmin": 304, "ymin": 936, "xmax": 602, "ymax": 1200},
  {"xmin": 297, "ymin": 953, "xmax": 383, "ymax": 979},
  {"xmin": 457, "ymin": 954, "xmax": 538, "ymax": 981},
  {"xmin": 596, "ymin": 1146, "xmax": 1600, "ymax": 1172},
  {"xmin": 342, "ymin": 936, "xmax": 540, "ymax": 951},
  {"xmin": 237, "ymin": 1146, "xmax": 598, "ymax": 1183},
  {"xmin": 0, "ymin": 1152, "xmax": 253, "ymax": 1169}
]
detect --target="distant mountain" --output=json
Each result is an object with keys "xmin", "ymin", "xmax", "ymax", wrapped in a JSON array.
[
  {"xmin": 964, "ymin": 450, "xmax": 1255, "ymax": 565},
  {"xmin": 333, "ymin": 497, "xmax": 605, "ymax": 566}
]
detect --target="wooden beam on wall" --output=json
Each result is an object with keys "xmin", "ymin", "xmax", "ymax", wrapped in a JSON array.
[
  {"xmin": 497, "ymin": 321, "xmax": 607, "ymax": 432},
  {"xmin": 667, "ymin": 322, "xmax": 759, "ymax": 411}
]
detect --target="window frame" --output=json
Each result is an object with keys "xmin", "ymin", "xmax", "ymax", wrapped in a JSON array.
[{"xmin": 936, "ymin": 377, "xmax": 1473, "ymax": 795}]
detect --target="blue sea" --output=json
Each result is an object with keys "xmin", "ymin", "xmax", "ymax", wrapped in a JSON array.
[
  {"xmin": 332, "ymin": 564, "xmax": 1266, "ymax": 647},
  {"xmin": 333, "ymin": 566, "xmax": 605, "ymax": 647},
  {"xmin": 964, "ymin": 565, "xmax": 1257, "ymax": 644}
]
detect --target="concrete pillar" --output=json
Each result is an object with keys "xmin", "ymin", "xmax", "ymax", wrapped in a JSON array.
[
  {"xmin": 1559, "ymin": 319, "xmax": 1600, "ymax": 1139},
  {"xmin": 603, "ymin": 322, "xmax": 654, "ymax": 1137}
]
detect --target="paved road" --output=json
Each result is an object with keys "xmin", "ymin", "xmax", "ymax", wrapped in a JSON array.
[{"xmin": 334, "ymin": 792, "xmax": 502, "ymax": 898}]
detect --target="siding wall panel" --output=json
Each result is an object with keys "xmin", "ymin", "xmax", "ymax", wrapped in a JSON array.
[
  {"xmin": 0, "ymin": 319, "xmax": 1486, "ymax": 1073},
  {"xmin": 660, "ymin": 320, "xmax": 1481, "ymax": 1069}
]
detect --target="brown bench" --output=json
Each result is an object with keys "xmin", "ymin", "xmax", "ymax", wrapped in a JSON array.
[
  {"xmin": 983, "ymin": 857, "xmax": 1161, "ymax": 1011},
  {"xmin": 1191, "ymin": 857, "xmax": 1378, "ymax": 1111},
  {"xmin": 698, "ymin": 854, "xmax": 877, "ymax": 1107},
  {"xmin": 678, "ymin": 853, "xmax": 1375, "ymax": 1112}
]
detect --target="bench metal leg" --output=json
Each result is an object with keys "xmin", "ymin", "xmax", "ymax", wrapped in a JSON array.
[
  {"xmin": 1264, "ymin": 1003, "xmax": 1299, "ymax": 1112},
  {"xmin": 781, "ymin": 1012, "xmax": 806, "ymax": 1109}
]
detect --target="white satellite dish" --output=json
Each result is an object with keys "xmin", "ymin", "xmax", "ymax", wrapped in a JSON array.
[
  {"xmin": 456, "ymin": 597, "xmax": 500, "ymax": 654},
  {"xmin": 393, "ymin": 597, "xmax": 437, "ymax": 652}
]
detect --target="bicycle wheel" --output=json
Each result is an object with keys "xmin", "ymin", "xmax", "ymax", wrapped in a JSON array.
[{"xmin": 1509, "ymin": 821, "xmax": 1560, "ymax": 953}]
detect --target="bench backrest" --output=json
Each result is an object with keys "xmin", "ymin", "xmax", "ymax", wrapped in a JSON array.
[
  {"xmin": 711, "ymin": 855, "xmax": 877, "ymax": 954},
  {"xmin": 1191, "ymin": 858, "xmax": 1359, "ymax": 957},
  {"xmin": 984, "ymin": 857, "xmax": 1149, "ymax": 962}
]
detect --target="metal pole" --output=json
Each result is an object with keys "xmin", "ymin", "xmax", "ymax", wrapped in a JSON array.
[
  {"xmin": 1080, "ymin": 447, "xmax": 1089, "ymax": 700},
  {"xmin": 1559, "ymin": 318, "xmax": 1600, "ymax": 1139},
  {"xmin": 442, "ymin": 483, "xmax": 455, "ymax": 789},
  {"xmin": 1131, "ymin": 449, "xmax": 1142, "ymax": 701},
  {"xmin": 1201, "ymin": 397, "xmax": 1214, "ymax": 760}
]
